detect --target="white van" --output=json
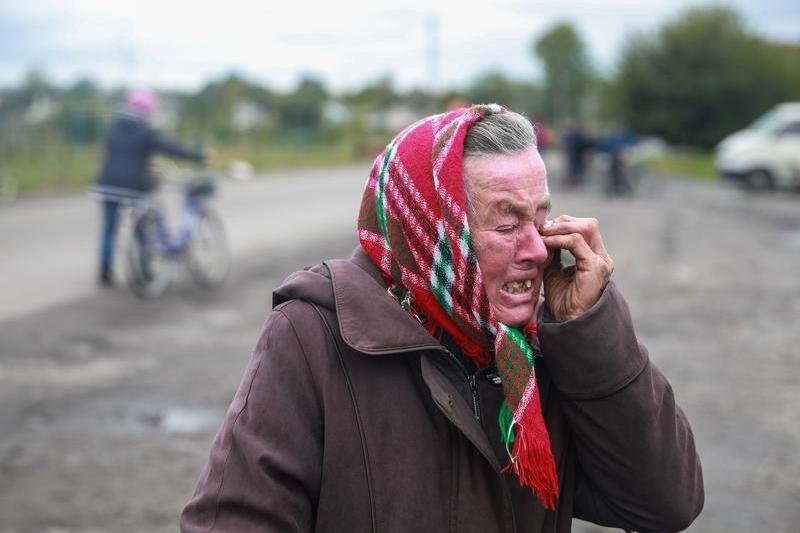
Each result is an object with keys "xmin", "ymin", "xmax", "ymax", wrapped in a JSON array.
[{"xmin": 715, "ymin": 102, "xmax": 800, "ymax": 189}]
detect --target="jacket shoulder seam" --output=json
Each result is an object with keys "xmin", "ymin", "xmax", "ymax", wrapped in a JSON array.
[
  {"xmin": 274, "ymin": 306, "xmax": 324, "ymax": 409},
  {"xmin": 208, "ymin": 333, "xmax": 267, "ymax": 531}
]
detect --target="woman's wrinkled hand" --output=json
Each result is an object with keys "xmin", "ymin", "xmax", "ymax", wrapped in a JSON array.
[{"xmin": 539, "ymin": 215, "xmax": 614, "ymax": 322}]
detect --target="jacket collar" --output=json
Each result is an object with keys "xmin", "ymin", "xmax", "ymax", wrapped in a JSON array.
[
  {"xmin": 328, "ymin": 248, "xmax": 506, "ymax": 471},
  {"xmin": 324, "ymin": 247, "xmax": 446, "ymax": 356}
]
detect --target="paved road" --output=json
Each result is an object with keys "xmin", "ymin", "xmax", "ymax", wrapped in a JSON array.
[
  {"xmin": 1, "ymin": 168, "xmax": 799, "ymax": 532},
  {"xmin": 0, "ymin": 165, "xmax": 366, "ymax": 322}
]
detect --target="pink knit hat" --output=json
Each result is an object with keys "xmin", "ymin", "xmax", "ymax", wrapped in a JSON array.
[{"xmin": 126, "ymin": 89, "xmax": 158, "ymax": 116}]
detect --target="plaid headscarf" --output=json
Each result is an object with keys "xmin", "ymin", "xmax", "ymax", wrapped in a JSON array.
[{"xmin": 357, "ymin": 104, "xmax": 558, "ymax": 509}]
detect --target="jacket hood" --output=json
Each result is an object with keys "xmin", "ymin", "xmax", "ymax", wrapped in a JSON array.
[
  {"xmin": 111, "ymin": 112, "xmax": 150, "ymax": 138},
  {"xmin": 272, "ymin": 263, "xmax": 337, "ymax": 311},
  {"xmin": 273, "ymin": 247, "xmax": 444, "ymax": 356}
]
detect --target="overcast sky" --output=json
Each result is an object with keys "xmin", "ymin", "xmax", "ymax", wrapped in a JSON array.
[{"xmin": 1, "ymin": 0, "xmax": 798, "ymax": 93}]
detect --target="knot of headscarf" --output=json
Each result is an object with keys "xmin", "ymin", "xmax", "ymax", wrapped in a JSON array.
[{"xmin": 357, "ymin": 104, "xmax": 558, "ymax": 510}]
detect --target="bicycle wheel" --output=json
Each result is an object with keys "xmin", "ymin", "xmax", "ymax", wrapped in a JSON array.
[
  {"xmin": 186, "ymin": 206, "xmax": 230, "ymax": 289},
  {"xmin": 126, "ymin": 210, "xmax": 171, "ymax": 298}
]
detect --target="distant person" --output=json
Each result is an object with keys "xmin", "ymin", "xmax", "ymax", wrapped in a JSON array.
[
  {"xmin": 445, "ymin": 96, "xmax": 469, "ymax": 111},
  {"xmin": 93, "ymin": 89, "xmax": 206, "ymax": 285},
  {"xmin": 562, "ymin": 119, "xmax": 592, "ymax": 188},
  {"xmin": 181, "ymin": 105, "xmax": 703, "ymax": 532},
  {"xmin": 600, "ymin": 124, "xmax": 637, "ymax": 197},
  {"xmin": 533, "ymin": 120, "xmax": 552, "ymax": 154}
]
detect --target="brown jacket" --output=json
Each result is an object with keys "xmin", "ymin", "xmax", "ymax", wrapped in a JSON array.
[{"xmin": 181, "ymin": 247, "xmax": 703, "ymax": 532}]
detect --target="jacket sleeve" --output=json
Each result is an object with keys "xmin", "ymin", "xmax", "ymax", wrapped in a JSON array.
[
  {"xmin": 151, "ymin": 129, "xmax": 205, "ymax": 162},
  {"xmin": 181, "ymin": 308, "xmax": 322, "ymax": 532},
  {"xmin": 538, "ymin": 282, "xmax": 704, "ymax": 532}
]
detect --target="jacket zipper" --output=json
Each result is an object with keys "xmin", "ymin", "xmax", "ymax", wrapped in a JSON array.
[
  {"xmin": 440, "ymin": 350, "xmax": 517, "ymax": 532},
  {"xmin": 468, "ymin": 373, "xmax": 480, "ymax": 421},
  {"xmin": 477, "ymin": 365, "xmax": 518, "ymax": 533},
  {"xmin": 444, "ymin": 349, "xmax": 481, "ymax": 421}
]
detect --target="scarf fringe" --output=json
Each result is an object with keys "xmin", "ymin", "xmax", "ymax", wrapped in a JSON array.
[{"xmin": 501, "ymin": 420, "xmax": 559, "ymax": 511}]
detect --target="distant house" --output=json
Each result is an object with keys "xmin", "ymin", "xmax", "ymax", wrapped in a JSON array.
[
  {"xmin": 23, "ymin": 95, "xmax": 60, "ymax": 126},
  {"xmin": 323, "ymin": 100, "xmax": 352, "ymax": 126},
  {"xmin": 145, "ymin": 94, "xmax": 180, "ymax": 130},
  {"xmin": 365, "ymin": 104, "xmax": 426, "ymax": 133},
  {"xmin": 231, "ymin": 99, "xmax": 274, "ymax": 132},
  {"xmin": 0, "ymin": 93, "xmax": 61, "ymax": 146}
]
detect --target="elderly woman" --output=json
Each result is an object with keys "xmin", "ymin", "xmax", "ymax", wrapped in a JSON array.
[{"xmin": 182, "ymin": 105, "xmax": 703, "ymax": 532}]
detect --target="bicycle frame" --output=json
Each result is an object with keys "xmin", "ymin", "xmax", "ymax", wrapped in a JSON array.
[
  {"xmin": 95, "ymin": 169, "xmax": 229, "ymax": 298},
  {"xmin": 143, "ymin": 193, "xmax": 204, "ymax": 258}
]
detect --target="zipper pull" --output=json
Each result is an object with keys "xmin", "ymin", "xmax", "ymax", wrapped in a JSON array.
[
  {"xmin": 485, "ymin": 369, "xmax": 502, "ymax": 386},
  {"xmin": 468, "ymin": 374, "xmax": 481, "ymax": 420}
]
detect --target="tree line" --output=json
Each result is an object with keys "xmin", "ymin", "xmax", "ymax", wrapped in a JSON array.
[{"xmin": 1, "ymin": 4, "xmax": 798, "ymax": 153}]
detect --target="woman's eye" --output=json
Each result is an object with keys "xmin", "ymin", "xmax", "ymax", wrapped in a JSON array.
[{"xmin": 497, "ymin": 225, "xmax": 517, "ymax": 234}]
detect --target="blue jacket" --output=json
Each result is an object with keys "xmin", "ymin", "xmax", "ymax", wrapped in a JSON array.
[{"xmin": 97, "ymin": 111, "xmax": 204, "ymax": 192}]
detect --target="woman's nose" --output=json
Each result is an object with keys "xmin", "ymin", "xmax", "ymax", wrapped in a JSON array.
[{"xmin": 518, "ymin": 223, "xmax": 549, "ymax": 264}]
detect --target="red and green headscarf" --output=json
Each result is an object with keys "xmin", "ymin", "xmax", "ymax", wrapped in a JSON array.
[{"xmin": 357, "ymin": 104, "xmax": 558, "ymax": 510}]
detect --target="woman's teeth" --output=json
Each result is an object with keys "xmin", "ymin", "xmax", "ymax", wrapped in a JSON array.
[{"xmin": 503, "ymin": 280, "xmax": 532, "ymax": 294}]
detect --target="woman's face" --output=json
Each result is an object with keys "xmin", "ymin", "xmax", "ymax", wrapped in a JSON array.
[{"xmin": 464, "ymin": 148, "xmax": 551, "ymax": 327}]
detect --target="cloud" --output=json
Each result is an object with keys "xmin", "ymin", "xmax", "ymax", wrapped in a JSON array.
[{"xmin": 0, "ymin": 0, "xmax": 796, "ymax": 91}]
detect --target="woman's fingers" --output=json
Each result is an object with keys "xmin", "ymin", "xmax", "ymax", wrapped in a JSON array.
[
  {"xmin": 541, "ymin": 216, "xmax": 608, "ymax": 258},
  {"xmin": 542, "ymin": 218, "xmax": 612, "ymax": 268},
  {"xmin": 540, "ymin": 215, "xmax": 615, "ymax": 321},
  {"xmin": 541, "ymin": 232, "xmax": 595, "ymax": 264}
]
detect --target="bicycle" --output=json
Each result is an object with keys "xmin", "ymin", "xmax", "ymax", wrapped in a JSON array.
[{"xmin": 117, "ymin": 171, "xmax": 230, "ymax": 299}]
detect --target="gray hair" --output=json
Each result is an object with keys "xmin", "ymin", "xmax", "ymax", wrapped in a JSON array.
[
  {"xmin": 462, "ymin": 111, "xmax": 540, "ymax": 223},
  {"xmin": 463, "ymin": 111, "xmax": 537, "ymax": 157}
]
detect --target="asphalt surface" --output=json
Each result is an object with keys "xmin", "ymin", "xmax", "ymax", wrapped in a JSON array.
[
  {"xmin": 0, "ymin": 165, "xmax": 365, "ymax": 323},
  {"xmin": 1, "ymin": 167, "xmax": 799, "ymax": 532}
]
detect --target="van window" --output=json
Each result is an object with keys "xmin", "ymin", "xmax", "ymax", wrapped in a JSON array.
[
  {"xmin": 779, "ymin": 122, "xmax": 800, "ymax": 135},
  {"xmin": 750, "ymin": 108, "xmax": 786, "ymax": 132},
  {"xmin": 749, "ymin": 105, "xmax": 800, "ymax": 134}
]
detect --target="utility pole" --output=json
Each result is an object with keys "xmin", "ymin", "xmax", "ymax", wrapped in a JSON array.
[{"xmin": 425, "ymin": 14, "xmax": 441, "ymax": 93}]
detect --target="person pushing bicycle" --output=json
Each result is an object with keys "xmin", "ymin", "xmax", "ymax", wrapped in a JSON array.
[{"xmin": 93, "ymin": 89, "xmax": 208, "ymax": 286}]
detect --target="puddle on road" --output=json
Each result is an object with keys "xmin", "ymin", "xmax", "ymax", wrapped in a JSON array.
[
  {"xmin": 204, "ymin": 307, "xmax": 243, "ymax": 328},
  {"xmin": 159, "ymin": 407, "xmax": 223, "ymax": 434},
  {"xmin": 124, "ymin": 406, "xmax": 224, "ymax": 435},
  {"xmin": 781, "ymin": 230, "xmax": 800, "ymax": 248}
]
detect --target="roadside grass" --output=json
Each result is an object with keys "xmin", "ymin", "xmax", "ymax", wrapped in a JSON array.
[
  {"xmin": 217, "ymin": 141, "xmax": 362, "ymax": 171},
  {"xmin": 1, "ymin": 142, "xmax": 101, "ymax": 194},
  {"xmin": 2, "ymin": 140, "xmax": 376, "ymax": 196},
  {"xmin": 642, "ymin": 150, "xmax": 716, "ymax": 182},
  {"xmin": 2, "ymin": 139, "xmax": 718, "ymax": 196}
]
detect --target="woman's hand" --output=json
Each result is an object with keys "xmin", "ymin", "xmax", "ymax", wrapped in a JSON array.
[{"xmin": 539, "ymin": 215, "xmax": 614, "ymax": 322}]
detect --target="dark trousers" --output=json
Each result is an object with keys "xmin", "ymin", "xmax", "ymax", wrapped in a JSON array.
[
  {"xmin": 567, "ymin": 154, "xmax": 585, "ymax": 186},
  {"xmin": 100, "ymin": 200, "xmax": 120, "ymax": 274},
  {"xmin": 607, "ymin": 150, "xmax": 633, "ymax": 196}
]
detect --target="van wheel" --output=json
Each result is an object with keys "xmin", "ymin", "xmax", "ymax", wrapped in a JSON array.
[{"xmin": 745, "ymin": 170, "xmax": 774, "ymax": 190}]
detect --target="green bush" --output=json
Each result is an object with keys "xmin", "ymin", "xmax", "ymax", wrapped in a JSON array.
[{"xmin": 643, "ymin": 150, "xmax": 715, "ymax": 181}]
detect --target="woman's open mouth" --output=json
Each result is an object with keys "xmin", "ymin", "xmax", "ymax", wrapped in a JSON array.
[{"xmin": 502, "ymin": 279, "xmax": 533, "ymax": 295}]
